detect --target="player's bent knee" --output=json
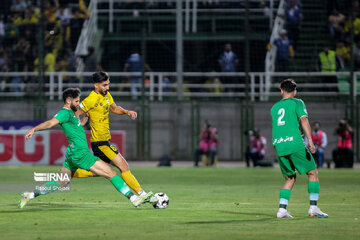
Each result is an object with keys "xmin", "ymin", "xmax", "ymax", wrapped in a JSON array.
[
  {"xmin": 285, "ymin": 174, "xmax": 296, "ymax": 182},
  {"xmin": 307, "ymin": 169, "xmax": 317, "ymax": 176},
  {"xmin": 111, "ymin": 155, "xmax": 129, "ymax": 172}
]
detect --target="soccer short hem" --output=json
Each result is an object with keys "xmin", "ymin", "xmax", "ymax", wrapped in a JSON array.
[
  {"xmin": 63, "ymin": 152, "xmax": 100, "ymax": 172},
  {"xmin": 278, "ymin": 148, "xmax": 317, "ymax": 177},
  {"xmin": 91, "ymin": 141, "xmax": 119, "ymax": 163}
]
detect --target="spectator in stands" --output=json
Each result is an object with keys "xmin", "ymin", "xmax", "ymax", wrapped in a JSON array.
[
  {"xmin": 285, "ymin": 0, "xmax": 302, "ymax": 9},
  {"xmin": 328, "ymin": 9, "xmax": 345, "ymax": 41},
  {"xmin": 67, "ymin": 48, "xmax": 79, "ymax": 83},
  {"xmin": 55, "ymin": 48, "xmax": 68, "ymax": 72},
  {"xmin": 194, "ymin": 121, "xmax": 219, "ymax": 167},
  {"xmin": 218, "ymin": 43, "xmax": 238, "ymax": 73},
  {"xmin": 11, "ymin": 12, "xmax": 23, "ymax": 26},
  {"xmin": 204, "ymin": 72, "xmax": 224, "ymax": 94},
  {"xmin": 67, "ymin": 48, "xmax": 77, "ymax": 72},
  {"xmin": 79, "ymin": 0, "xmax": 91, "ymax": 19},
  {"xmin": 345, "ymin": 10, "xmax": 360, "ymax": 41},
  {"xmin": 84, "ymin": 46, "xmax": 101, "ymax": 72},
  {"xmin": 317, "ymin": 44, "xmax": 343, "ymax": 70},
  {"xmin": 56, "ymin": 7, "xmax": 71, "ymax": 27},
  {"xmin": 304, "ymin": 122, "xmax": 328, "ymax": 168},
  {"xmin": 268, "ymin": 29, "xmax": 294, "ymax": 72},
  {"xmin": 336, "ymin": 41, "xmax": 350, "ymax": 67},
  {"xmin": 162, "ymin": 76, "xmax": 173, "ymax": 95},
  {"xmin": 284, "ymin": 0, "xmax": 303, "ymax": 49},
  {"xmin": 44, "ymin": 47, "xmax": 56, "ymax": 72},
  {"xmin": 10, "ymin": 40, "xmax": 28, "ymax": 92},
  {"xmin": 123, "ymin": 48, "xmax": 152, "ymax": 100},
  {"xmin": 44, "ymin": 0, "xmax": 59, "ymax": 29},
  {"xmin": 84, "ymin": 46, "xmax": 102, "ymax": 89},
  {"xmin": 333, "ymin": 119, "xmax": 354, "ymax": 168},
  {"xmin": 316, "ymin": 44, "xmax": 343, "ymax": 91},
  {"xmin": 353, "ymin": 40, "xmax": 360, "ymax": 69},
  {"xmin": 69, "ymin": 8, "xmax": 85, "ymax": 50},
  {"xmin": 10, "ymin": 0, "xmax": 27, "ymax": 16},
  {"xmin": 0, "ymin": 16, "xmax": 5, "ymax": 45},
  {"xmin": 218, "ymin": 43, "xmax": 238, "ymax": 92},
  {"xmin": 245, "ymin": 129, "xmax": 267, "ymax": 167},
  {"xmin": 352, "ymin": 0, "xmax": 360, "ymax": 14}
]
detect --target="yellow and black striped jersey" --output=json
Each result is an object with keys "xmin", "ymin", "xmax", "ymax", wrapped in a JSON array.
[{"xmin": 80, "ymin": 91, "xmax": 114, "ymax": 142}]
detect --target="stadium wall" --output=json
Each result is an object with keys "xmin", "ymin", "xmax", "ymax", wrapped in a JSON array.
[{"xmin": 0, "ymin": 101, "xmax": 346, "ymax": 162}]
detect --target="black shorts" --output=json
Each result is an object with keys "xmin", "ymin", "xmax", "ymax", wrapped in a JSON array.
[{"xmin": 91, "ymin": 141, "xmax": 119, "ymax": 163}]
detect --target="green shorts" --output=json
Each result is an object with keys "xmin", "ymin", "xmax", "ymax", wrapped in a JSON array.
[
  {"xmin": 278, "ymin": 148, "xmax": 317, "ymax": 177},
  {"xmin": 63, "ymin": 151, "xmax": 99, "ymax": 172}
]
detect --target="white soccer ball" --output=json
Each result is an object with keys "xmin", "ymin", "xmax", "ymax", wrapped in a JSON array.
[{"xmin": 153, "ymin": 192, "xmax": 169, "ymax": 209}]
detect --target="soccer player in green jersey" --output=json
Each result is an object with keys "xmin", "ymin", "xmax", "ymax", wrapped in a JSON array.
[
  {"xmin": 271, "ymin": 79, "xmax": 328, "ymax": 218},
  {"xmin": 19, "ymin": 88, "xmax": 150, "ymax": 208}
]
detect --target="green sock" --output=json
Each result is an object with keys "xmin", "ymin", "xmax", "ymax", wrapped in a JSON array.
[
  {"xmin": 279, "ymin": 189, "xmax": 291, "ymax": 209},
  {"xmin": 110, "ymin": 175, "xmax": 133, "ymax": 199},
  {"xmin": 308, "ymin": 181, "xmax": 320, "ymax": 206},
  {"xmin": 34, "ymin": 181, "xmax": 59, "ymax": 197}
]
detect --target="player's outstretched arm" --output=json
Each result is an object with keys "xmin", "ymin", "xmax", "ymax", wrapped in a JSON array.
[
  {"xmin": 110, "ymin": 103, "xmax": 137, "ymax": 120},
  {"xmin": 25, "ymin": 118, "xmax": 60, "ymax": 140},
  {"xmin": 300, "ymin": 116, "xmax": 315, "ymax": 154},
  {"xmin": 80, "ymin": 112, "xmax": 89, "ymax": 126}
]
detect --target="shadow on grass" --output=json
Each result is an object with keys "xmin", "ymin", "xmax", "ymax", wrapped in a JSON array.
[
  {"xmin": 183, "ymin": 211, "xmax": 306, "ymax": 224},
  {"xmin": 184, "ymin": 218, "xmax": 271, "ymax": 224},
  {"xmin": 0, "ymin": 202, "xmax": 91, "ymax": 213},
  {"xmin": 219, "ymin": 210, "xmax": 275, "ymax": 218}
]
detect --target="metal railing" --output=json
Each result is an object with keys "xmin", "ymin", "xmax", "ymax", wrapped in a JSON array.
[
  {"xmin": 0, "ymin": 71, "xmax": 358, "ymax": 101},
  {"xmin": 75, "ymin": 0, "xmax": 98, "ymax": 70},
  {"xmin": 264, "ymin": 0, "xmax": 285, "ymax": 100}
]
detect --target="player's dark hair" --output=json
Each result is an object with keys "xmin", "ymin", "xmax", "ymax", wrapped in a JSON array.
[
  {"xmin": 280, "ymin": 79, "xmax": 296, "ymax": 93},
  {"xmin": 62, "ymin": 88, "xmax": 80, "ymax": 103},
  {"xmin": 92, "ymin": 71, "xmax": 109, "ymax": 83}
]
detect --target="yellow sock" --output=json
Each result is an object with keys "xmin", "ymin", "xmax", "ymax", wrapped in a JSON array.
[
  {"xmin": 121, "ymin": 170, "xmax": 142, "ymax": 193},
  {"xmin": 73, "ymin": 169, "xmax": 94, "ymax": 178}
]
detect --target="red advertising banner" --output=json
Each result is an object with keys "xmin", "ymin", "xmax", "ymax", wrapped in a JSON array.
[{"xmin": 0, "ymin": 130, "xmax": 125, "ymax": 165}]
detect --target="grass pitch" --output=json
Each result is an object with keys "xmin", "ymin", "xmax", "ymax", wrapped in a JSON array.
[{"xmin": 0, "ymin": 166, "xmax": 359, "ymax": 240}]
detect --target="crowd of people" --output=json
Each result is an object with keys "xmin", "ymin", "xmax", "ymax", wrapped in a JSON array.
[
  {"xmin": 267, "ymin": 0, "xmax": 302, "ymax": 72},
  {"xmin": 0, "ymin": 0, "xmax": 89, "ymax": 92},
  {"xmin": 328, "ymin": 0, "xmax": 360, "ymax": 70}
]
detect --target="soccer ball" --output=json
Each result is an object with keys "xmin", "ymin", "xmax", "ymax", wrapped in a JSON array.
[{"xmin": 152, "ymin": 192, "xmax": 169, "ymax": 209}]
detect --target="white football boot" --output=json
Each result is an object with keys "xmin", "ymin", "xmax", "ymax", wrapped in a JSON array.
[
  {"xmin": 149, "ymin": 195, "xmax": 159, "ymax": 206},
  {"xmin": 19, "ymin": 192, "xmax": 35, "ymax": 209},
  {"xmin": 132, "ymin": 191, "xmax": 154, "ymax": 208},
  {"xmin": 308, "ymin": 206, "xmax": 328, "ymax": 218},
  {"xmin": 277, "ymin": 208, "xmax": 294, "ymax": 218}
]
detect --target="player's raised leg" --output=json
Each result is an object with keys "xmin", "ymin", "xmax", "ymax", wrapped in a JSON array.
[
  {"xmin": 89, "ymin": 159, "xmax": 150, "ymax": 207},
  {"xmin": 307, "ymin": 169, "xmax": 328, "ymax": 218},
  {"xmin": 110, "ymin": 153, "xmax": 155, "ymax": 203},
  {"xmin": 277, "ymin": 174, "xmax": 295, "ymax": 218},
  {"xmin": 19, "ymin": 166, "xmax": 72, "ymax": 208}
]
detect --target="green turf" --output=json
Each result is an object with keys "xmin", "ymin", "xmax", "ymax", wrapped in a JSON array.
[{"xmin": 0, "ymin": 166, "xmax": 359, "ymax": 240}]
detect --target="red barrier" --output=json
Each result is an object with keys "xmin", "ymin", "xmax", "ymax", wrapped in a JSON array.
[{"xmin": 0, "ymin": 130, "xmax": 125, "ymax": 165}]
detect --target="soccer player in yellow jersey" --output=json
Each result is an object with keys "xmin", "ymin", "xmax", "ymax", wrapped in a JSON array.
[{"xmin": 76, "ymin": 71, "xmax": 156, "ymax": 203}]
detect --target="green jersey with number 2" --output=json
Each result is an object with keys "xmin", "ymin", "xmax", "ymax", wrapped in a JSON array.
[{"xmin": 271, "ymin": 98, "xmax": 308, "ymax": 156}]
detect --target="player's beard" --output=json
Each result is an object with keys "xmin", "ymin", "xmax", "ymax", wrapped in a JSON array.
[
  {"xmin": 70, "ymin": 103, "xmax": 78, "ymax": 112},
  {"xmin": 100, "ymin": 89, "xmax": 107, "ymax": 96}
]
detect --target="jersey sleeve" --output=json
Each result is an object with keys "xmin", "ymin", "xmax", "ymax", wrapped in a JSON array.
[
  {"xmin": 54, "ymin": 110, "xmax": 69, "ymax": 124},
  {"xmin": 296, "ymin": 99, "xmax": 308, "ymax": 119},
  {"xmin": 80, "ymin": 96, "xmax": 94, "ymax": 113}
]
